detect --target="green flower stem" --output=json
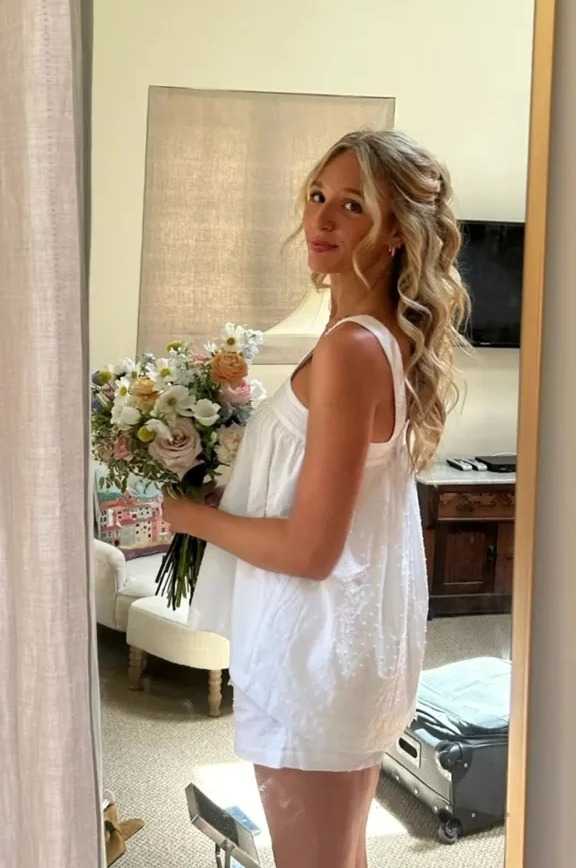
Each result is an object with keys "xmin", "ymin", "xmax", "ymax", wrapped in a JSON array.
[{"xmin": 154, "ymin": 492, "xmax": 208, "ymax": 609}]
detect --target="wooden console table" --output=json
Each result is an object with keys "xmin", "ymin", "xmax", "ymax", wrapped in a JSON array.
[{"xmin": 417, "ymin": 465, "xmax": 516, "ymax": 617}]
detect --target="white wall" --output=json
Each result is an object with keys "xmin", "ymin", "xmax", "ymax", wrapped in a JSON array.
[{"xmin": 91, "ymin": 0, "xmax": 533, "ymax": 455}]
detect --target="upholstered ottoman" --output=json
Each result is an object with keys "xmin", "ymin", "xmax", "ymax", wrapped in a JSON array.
[{"xmin": 126, "ymin": 596, "xmax": 230, "ymax": 717}]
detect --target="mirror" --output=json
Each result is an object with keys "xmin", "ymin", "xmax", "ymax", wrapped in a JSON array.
[{"xmin": 90, "ymin": 1, "xmax": 555, "ymax": 866}]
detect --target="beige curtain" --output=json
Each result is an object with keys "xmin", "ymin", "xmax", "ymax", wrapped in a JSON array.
[
  {"xmin": 0, "ymin": 1, "xmax": 103, "ymax": 866},
  {"xmin": 138, "ymin": 88, "xmax": 394, "ymax": 358}
]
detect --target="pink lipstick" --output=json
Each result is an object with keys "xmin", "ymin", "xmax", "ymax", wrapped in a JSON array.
[{"xmin": 309, "ymin": 239, "xmax": 338, "ymax": 253}]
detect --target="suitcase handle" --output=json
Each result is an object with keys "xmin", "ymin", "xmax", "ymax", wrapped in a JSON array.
[{"xmin": 396, "ymin": 732, "xmax": 421, "ymax": 768}]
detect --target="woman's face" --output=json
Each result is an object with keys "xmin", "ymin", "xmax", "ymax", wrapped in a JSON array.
[{"xmin": 302, "ymin": 149, "xmax": 396, "ymax": 277}]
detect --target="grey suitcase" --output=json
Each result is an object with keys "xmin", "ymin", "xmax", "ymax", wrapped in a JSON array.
[{"xmin": 381, "ymin": 656, "xmax": 511, "ymax": 843}]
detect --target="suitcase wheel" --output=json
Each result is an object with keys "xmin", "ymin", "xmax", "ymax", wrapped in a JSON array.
[{"xmin": 438, "ymin": 818, "xmax": 463, "ymax": 845}]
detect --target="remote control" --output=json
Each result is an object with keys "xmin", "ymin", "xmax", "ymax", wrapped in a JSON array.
[
  {"xmin": 446, "ymin": 458, "xmax": 474, "ymax": 472},
  {"xmin": 466, "ymin": 458, "xmax": 488, "ymax": 471}
]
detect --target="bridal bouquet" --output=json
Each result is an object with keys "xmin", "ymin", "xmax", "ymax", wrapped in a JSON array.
[{"xmin": 91, "ymin": 323, "xmax": 265, "ymax": 609}]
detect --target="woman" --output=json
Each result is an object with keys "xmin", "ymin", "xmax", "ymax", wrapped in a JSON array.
[{"xmin": 162, "ymin": 129, "xmax": 470, "ymax": 868}]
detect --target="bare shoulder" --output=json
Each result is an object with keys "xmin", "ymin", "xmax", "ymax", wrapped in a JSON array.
[
  {"xmin": 311, "ymin": 321, "xmax": 395, "ymax": 395},
  {"xmin": 318, "ymin": 319, "xmax": 386, "ymax": 354}
]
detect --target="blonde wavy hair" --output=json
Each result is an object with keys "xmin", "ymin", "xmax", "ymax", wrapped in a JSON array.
[{"xmin": 288, "ymin": 129, "xmax": 471, "ymax": 472}]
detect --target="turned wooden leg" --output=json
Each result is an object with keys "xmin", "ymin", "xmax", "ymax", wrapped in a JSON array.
[
  {"xmin": 128, "ymin": 647, "xmax": 147, "ymax": 690},
  {"xmin": 208, "ymin": 669, "xmax": 223, "ymax": 717}
]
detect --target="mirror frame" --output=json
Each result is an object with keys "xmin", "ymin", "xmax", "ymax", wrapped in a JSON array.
[{"xmin": 505, "ymin": 0, "xmax": 557, "ymax": 864}]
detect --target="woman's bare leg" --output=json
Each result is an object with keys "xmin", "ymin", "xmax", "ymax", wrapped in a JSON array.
[
  {"xmin": 355, "ymin": 765, "xmax": 379, "ymax": 867},
  {"xmin": 254, "ymin": 764, "xmax": 380, "ymax": 868}
]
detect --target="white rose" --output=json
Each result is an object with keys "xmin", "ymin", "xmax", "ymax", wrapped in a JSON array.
[
  {"xmin": 193, "ymin": 398, "xmax": 221, "ymax": 427},
  {"xmin": 111, "ymin": 401, "xmax": 141, "ymax": 431},
  {"xmin": 215, "ymin": 423, "xmax": 245, "ymax": 466}
]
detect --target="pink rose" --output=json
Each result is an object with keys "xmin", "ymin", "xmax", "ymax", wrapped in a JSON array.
[
  {"xmin": 113, "ymin": 434, "xmax": 133, "ymax": 461},
  {"xmin": 148, "ymin": 418, "xmax": 203, "ymax": 480},
  {"xmin": 221, "ymin": 381, "xmax": 251, "ymax": 405}
]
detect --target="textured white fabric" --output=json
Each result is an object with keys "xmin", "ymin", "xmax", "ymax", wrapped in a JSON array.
[
  {"xmin": 190, "ymin": 315, "xmax": 429, "ymax": 757},
  {"xmin": 233, "ymin": 686, "xmax": 387, "ymax": 772}
]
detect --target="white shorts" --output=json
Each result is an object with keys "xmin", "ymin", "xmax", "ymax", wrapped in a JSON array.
[{"xmin": 233, "ymin": 687, "xmax": 386, "ymax": 773}]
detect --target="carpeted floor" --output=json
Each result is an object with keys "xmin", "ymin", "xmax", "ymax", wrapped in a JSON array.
[{"xmin": 99, "ymin": 614, "xmax": 511, "ymax": 867}]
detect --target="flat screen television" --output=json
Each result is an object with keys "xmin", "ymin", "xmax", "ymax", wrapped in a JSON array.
[{"xmin": 457, "ymin": 220, "xmax": 524, "ymax": 348}]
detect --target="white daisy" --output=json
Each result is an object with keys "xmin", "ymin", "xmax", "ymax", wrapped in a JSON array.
[
  {"xmin": 114, "ymin": 377, "xmax": 132, "ymax": 403},
  {"xmin": 152, "ymin": 385, "xmax": 196, "ymax": 420},
  {"xmin": 148, "ymin": 357, "xmax": 180, "ymax": 388},
  {"xmin": 221, "ymin": 323, "xmax": 248, "ymax": 351}
]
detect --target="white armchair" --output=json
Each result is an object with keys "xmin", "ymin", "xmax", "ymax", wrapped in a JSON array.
[{"xmin": 93, "ymin": 538, "xmax": 165, "ymax": 632}]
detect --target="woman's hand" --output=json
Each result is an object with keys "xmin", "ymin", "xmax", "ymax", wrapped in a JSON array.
[
  {"xmin": 162, "ymin": 490, "xmax": 194, "ymax": 533},
  {"xmin": 161, "ymin": 491, "xmax": 198, "ymax": 535},
  {"xmin": 201, "ymin": 482, "xmax": 225, "ymax": 508},
  {"xmin": 161, "ymin": 484, "xmax": 224, "ymax": 535}
]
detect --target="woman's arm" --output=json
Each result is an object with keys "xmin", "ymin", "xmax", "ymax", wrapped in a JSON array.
[{"xmin": 162, "ymin": 323, "xmax": 394, "ymax": 580}]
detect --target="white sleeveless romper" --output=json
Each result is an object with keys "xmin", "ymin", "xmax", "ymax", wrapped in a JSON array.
[{"xmin": 189, "ymin": 315, "xmax": 429, "ymax": 771}]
